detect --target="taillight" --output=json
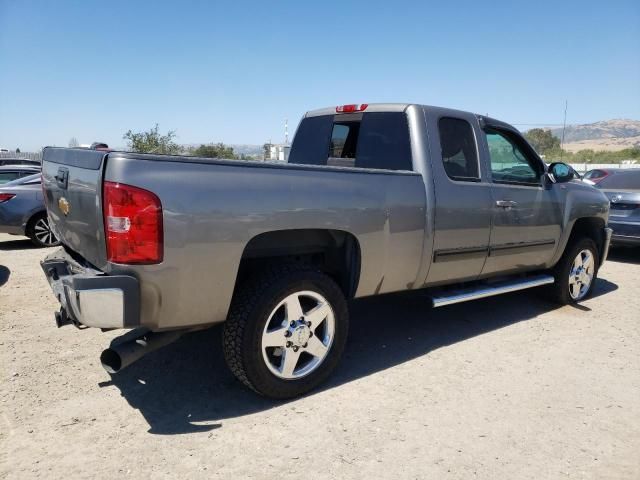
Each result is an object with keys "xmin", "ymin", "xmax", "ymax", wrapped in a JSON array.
[
  {"xmin": 586, "ymin": 170, "xmax": 610, "ymax": 184},
  {"xmin": 0, "ymin": 193, "xmax": 16, "ymax": 203},
  {"xmin": 336, "ymin": 104, "xmax": 368, "ymax": 113},
  {"xmin": 103, "ymin": 181, "xmax": 163, "ymax": 264}
]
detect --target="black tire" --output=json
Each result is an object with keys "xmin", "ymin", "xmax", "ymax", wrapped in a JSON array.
[
  {"xmin": 548, "ymin": 237, "xmax": 599, "ymax": 304},
  {"xmin": 26, "ymin": 212, "xmax": 60, "ymax": 248},
  {"xmin": 223, "ymin": 266, "xmax": 349, "ymax": 399}
]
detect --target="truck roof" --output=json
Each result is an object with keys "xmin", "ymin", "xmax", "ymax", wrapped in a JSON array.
[
  {"xmin": 304, "ymin": 103, "xmax": 523, "ymax": 146},
  {"xmin": 305, "ymin": 103, "xmax": 489, "ymax": 120},
  {"xmin": 305, "ymin": 103, "xmax": 411, "ymax": 117}
]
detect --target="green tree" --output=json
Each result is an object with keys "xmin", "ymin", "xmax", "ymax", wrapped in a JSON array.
[
  {"xmin": 524, "ymin": 128, "xmax": 561, "ymax": 155},
  {"xmin": 123, "ymin": 124, "xmax": 180, "ymax": 154},
  {"xmin": 192, "ymin": 142, "xmax": 237, "ymax": 159},
  {"xmin": 573, "ymin": 149, "xmax": 596, "ymax": 163}
]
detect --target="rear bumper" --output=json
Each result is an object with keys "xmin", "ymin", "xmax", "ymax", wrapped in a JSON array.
[
  {"xmin": 608, "ymin": 221, "xmax": 640, "ymax": 246},
  {"xmin": 611, "ymin": 234, "xmax": 640, "ymax": 246},
  {"xmin": 41, "ymin": 248, "xmax": 140, "ymax": 329}
]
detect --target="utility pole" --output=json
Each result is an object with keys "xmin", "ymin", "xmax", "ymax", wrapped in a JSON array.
[
  {"xmin": 285, "ymin": 119, "xmax": 289, "ymax": 145},
  {"xmin": 560, "ymin": 100, "xmax": 568, "ymax": 161}
]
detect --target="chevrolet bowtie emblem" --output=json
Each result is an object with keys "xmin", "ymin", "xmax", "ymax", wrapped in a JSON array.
[{"xmin": 58, "ymin": 197, "xmax": 71, "ymax": 216}]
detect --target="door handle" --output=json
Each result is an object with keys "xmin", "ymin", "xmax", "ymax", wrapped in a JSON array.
[
  {"xmin": 496, "ymin": 200, "xmax": 517, "ymax": 208},
  {"xmin": 55, "ymin": 168, "xmax": 69, "ymax": 190}
]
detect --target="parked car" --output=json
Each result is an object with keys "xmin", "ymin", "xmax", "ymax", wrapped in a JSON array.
[
  {"xmin": 0, "ymin": 158, "xmax": 41, "ymax": 167},
  {"xmin": 584, "ymin": 168, "xmax": 640, "ymax": 246},
  {"xmin": 0, "ymin": 173, "xmax": 60, "ymax": 247},
  {"xmin": 40, "ymin": 103, "xmax": 612, "ymax": 399},
  {"xmin": 0, "ymin": 165, "xmax": 41, "ymax": 185}
]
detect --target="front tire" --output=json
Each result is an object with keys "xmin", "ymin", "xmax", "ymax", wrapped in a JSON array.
[
  {"xmin": 548, "ymin": 237, "xmax": 599, "ymax": 304},
  {"xmin": 223, "ymin": 267, "xmax": 349, "ymax": 399}
]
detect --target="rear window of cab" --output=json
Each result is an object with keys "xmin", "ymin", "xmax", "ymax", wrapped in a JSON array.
[{"xmin": 288, "ymin": 112, "xmax": 413, "ymax": 171}]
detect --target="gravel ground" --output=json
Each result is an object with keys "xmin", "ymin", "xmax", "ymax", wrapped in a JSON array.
[{"xmin": 1, "ymin": 233, "xmax": 639, "ymax": 479}]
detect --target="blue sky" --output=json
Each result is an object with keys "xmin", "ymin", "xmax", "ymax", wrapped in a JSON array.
[{"xmin": 1, "ymin": 0, "xmax": 639, "ymax": 151}]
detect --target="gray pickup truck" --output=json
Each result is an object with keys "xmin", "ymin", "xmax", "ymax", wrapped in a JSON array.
[{"xmin": 40, "ymin": 103, "xmax": 612, "ymax": 398}]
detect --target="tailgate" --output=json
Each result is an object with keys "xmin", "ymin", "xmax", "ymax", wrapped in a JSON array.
[{"xmin": 42, "ymin": 147, "xmax": 108, "ymax": 268}]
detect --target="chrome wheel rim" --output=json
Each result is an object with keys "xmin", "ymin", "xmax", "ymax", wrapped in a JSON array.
[
  {"xmin": 34, "ymin": 217, "xmax": 57, "ymax": 246},
  {"xmin": 261, "ymin": 290, "xmax": 335, "ymax": 380},
  {"xmin": 568, "ymin": 249, "xmax": 595, "ymax": 300}
]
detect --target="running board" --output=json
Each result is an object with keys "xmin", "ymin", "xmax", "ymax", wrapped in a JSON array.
[{"xmin": 429, "ymin": 274, "xmax": 555, "ymax": 308}]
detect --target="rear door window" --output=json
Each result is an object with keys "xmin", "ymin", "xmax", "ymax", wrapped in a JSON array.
[
  {"xmin": 355, "ymin": 112, "xmax": 412, "ymax": 171},
  {"xmin": 289, "ymin": 112, "xmax": 413, "ymax": 171},
  {"xmin": 437, "ymin": 117, "xmax": 480, "ymax": 181}
]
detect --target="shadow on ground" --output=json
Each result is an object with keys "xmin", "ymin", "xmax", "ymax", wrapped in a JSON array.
[
  {"xmin": 0, "ymin": 265, "xmax": 10, "ymax": 287},
  {"xmin": 101, "ymin": 277, "xmax": 618, "ymax": 435},
  {"xmin": 0, "ymin": 238, "xmax": 38, "ymax": 251},
  {"xmin": 607, "ymin": 246, "xmax": 640, "ymax": 265}
]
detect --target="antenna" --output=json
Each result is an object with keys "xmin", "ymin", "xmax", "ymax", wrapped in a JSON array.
[
  {"xmin": 285, "ymin": 119, "xmax": 289, "ymax": 145},
  {"xmin": 560, "ymin": 100, "xmax": 568, "ymax": 161}
]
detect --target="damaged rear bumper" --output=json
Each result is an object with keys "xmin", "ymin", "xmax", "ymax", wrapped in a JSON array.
[{"xmin": 40, "ymin": 248, "xmax": 140, "ymax": 329}]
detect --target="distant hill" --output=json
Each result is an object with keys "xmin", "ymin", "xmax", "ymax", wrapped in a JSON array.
[{"xmin": 550, "ymin": 119, "xmax": 640, "ymax": 152}]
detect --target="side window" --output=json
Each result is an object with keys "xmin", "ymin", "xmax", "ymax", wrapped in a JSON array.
[
  {"xmin": 287, "ymin": 115, "xmax": 333, "ymax": 166},
  {"xmin": 437, "ymin": 117, "xmax": 480, "ymax": 181},
  {"xmin": 485, "ymin": 129, "xmax": 541, "ymax": 185},
  {"xmin": 355, "ymin": 112, "xmax": 412, "ymax": 171}
]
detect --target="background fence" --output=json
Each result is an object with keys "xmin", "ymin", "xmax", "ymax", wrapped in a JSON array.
[
  {"xmin": 568, "ymin": 162, "xmax": 640, "ymax": 173},
  {"xmin": 0, "ymin": 151, "xmax": 42, "ymax": 162}
]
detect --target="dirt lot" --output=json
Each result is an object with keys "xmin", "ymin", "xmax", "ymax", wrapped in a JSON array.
[{"xmin": 1, "ymin": 233, "xmax": 639, "ymax": 479}]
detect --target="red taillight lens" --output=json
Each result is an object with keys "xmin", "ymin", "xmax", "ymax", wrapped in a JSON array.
[
  {"xmin": 585, "ymin": 170, "xmax": 610, "ymax": 184},
  {"xmin": 590, "ymin": 174, "xmax": 609, "ymax": 184},
  {"xmin": 336, "ymin": 103, "xmax": 368, "ymax": 113},
  {"xmin": 103, "ymin": 181, "xmax": 163, "ymax": 264},
  {"xmin": 0, "ymin": 193, "xmax": 16, "ymax": 203}
]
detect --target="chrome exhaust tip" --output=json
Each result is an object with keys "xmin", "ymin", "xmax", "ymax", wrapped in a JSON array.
[{"xmin": 100, "ymin": 329, "xmax": 185, "ymax": 374}]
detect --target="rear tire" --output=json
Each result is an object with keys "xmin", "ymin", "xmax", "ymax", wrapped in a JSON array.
[
  {"xmin": 223, "ymin": 266, "xmax": 349, "ymax": 399},
  {"xmin": 548, "ymin": 237, "xmax": 599, "ymax": 304},
  {"xmin": 26, "ymin": 212, "xmax": 60, "ymax": 248}
]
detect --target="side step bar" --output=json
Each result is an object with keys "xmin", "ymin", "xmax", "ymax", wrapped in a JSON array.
[{"xmin": 429, "ymin": 274, "xmax": 554, "ymax": 308}]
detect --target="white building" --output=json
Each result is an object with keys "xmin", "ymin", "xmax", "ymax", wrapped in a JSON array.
[{"xmin": 265, "ymin": 143, "xmax": 290, "ymax": 162}]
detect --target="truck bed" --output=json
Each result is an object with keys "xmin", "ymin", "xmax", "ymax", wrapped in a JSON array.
[{"xmin": 42, "ymin": 148, "xmax": 427, "ymax": 330}]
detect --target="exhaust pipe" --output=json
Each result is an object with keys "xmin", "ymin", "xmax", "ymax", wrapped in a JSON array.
[{"xmin": 100, "ymin": 329, "xmax": 185, "ymax": 374}]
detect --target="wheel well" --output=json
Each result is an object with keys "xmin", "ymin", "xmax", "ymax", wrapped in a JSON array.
[
  {"xmin": 569, "ymin": 217, "xmax": 606, "ymax": 260},
  {"xmin": 236, "ymin": 229, "xmax": 361, "ymax": 298}
]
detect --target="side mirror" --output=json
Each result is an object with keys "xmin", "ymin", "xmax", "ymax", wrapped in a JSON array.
[{"xmin": 547, "ymin": 162, "xmax": 574, "ymax": 184}]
